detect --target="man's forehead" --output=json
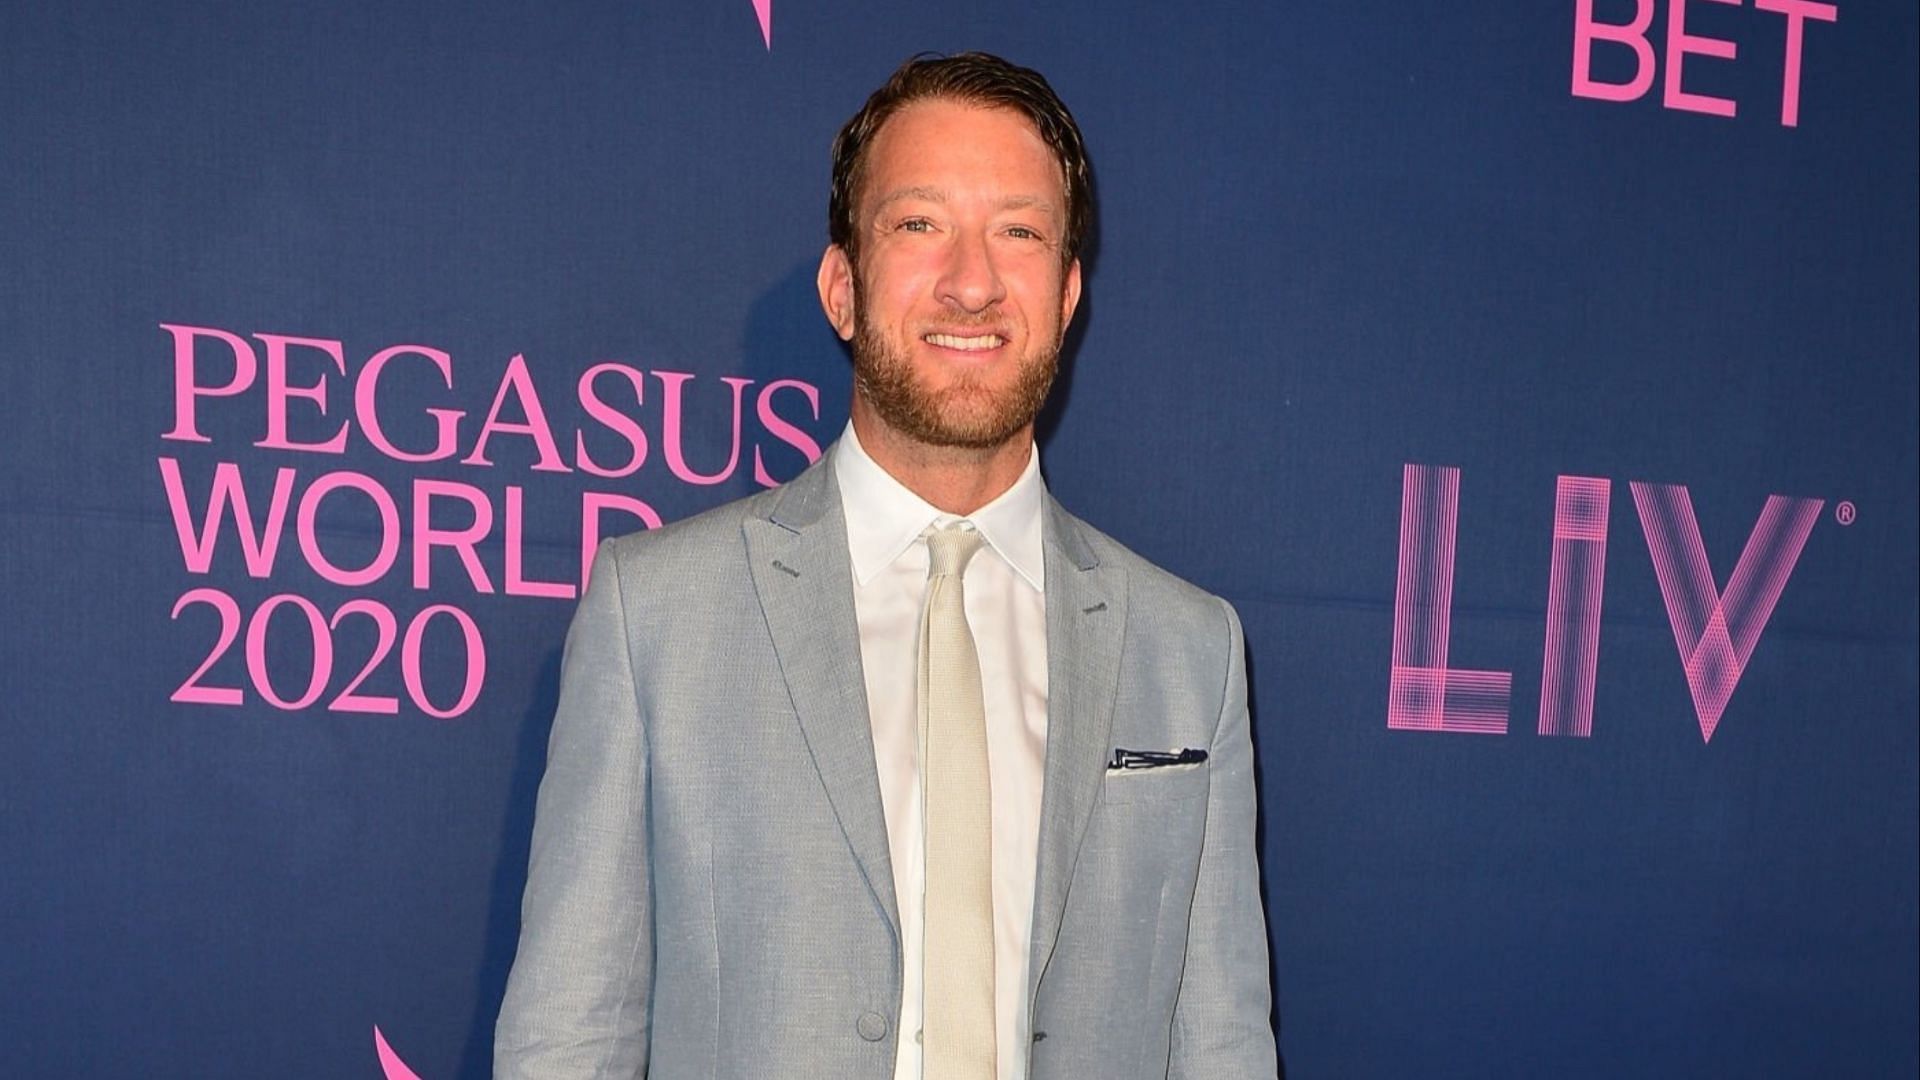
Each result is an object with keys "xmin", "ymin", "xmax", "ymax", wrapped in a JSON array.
[
  {"xmin": 857, "ymin": 99, "xmax": 1066, "ymax": 208},
  {"xmin": 867, "ymin": 97, "xmax": 1049, "ymax": 152}
]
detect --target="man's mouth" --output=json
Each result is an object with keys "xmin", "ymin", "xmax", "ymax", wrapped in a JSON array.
[{"xmin": 923, "ymin": 332, "xmax": 1006, "ymax": 352}]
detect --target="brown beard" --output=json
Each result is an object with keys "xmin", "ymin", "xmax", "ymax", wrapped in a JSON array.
[{"xmin": 849, "ymin": 296, "xmax": 1061, "ymax": 451}]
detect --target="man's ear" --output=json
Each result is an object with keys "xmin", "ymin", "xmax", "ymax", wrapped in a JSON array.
[
  {"xmin": 817, "ymin": 245, "xmax": 857, "ymax": 342},
  {"xmin": 1061, "ymin": 257, "xmax": 1084, "ymax": 329}
]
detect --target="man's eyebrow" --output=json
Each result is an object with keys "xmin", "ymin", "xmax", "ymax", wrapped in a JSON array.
[
  {"xmin": 870, "ymin": 186, "xmax": 948, "ymax": 214},
  {"xmin": 868, "ymin": 187, "xmax": 1061, "ymax": 217},
  {"xmin": 995, "ymin": 194, "xmax": 1059, "ymax": 216}
]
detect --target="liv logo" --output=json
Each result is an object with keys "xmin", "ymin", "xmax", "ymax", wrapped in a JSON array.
[{"xmin": 1388, "ymin": 464, "xmax": 1828, "ymax": 743}]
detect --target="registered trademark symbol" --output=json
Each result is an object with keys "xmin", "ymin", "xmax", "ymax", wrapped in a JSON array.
[{"xmin": 1835, "ymin": 501, "xmax": 1856, "ymax": 526}]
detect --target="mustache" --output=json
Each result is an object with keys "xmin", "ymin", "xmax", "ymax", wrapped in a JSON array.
[{"xmin": 916, "ymin": 313, "xmax": 1008, "ymax": 333}]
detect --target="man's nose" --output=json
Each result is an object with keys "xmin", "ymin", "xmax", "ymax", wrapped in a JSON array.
[{"xmin": 935, "ymin": 231, "xmax": 1006, "ymax": 313}]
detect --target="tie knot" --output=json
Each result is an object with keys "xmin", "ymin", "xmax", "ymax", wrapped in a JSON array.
[{"xmin": 926, "ymin": 524, "xmax": 985, "ymax": 579}]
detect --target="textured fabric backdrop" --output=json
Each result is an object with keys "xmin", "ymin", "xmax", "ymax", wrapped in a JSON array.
[{"xmin": 2, "ymin": 2, "xmax": 1913, "ymax": 1076}]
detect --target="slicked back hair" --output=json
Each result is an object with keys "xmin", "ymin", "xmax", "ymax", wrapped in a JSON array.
[{"xmin": 828, "ymin": 51, "xmax": 1092, "ymax": 268}]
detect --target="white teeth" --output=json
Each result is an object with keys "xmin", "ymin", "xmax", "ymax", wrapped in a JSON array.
[{"xmin": 924, "ymin": 333, "xmax": 1004, "ymax": 351}]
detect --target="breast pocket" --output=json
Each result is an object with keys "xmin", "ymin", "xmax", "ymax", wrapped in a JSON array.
[{"xmin": 1098, "ymin": 762, "xmax": 1209, "ymax": 806}]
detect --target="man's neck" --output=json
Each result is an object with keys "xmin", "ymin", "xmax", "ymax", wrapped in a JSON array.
[{"xmin": 849, "ymin": 406, "xmax": 1034, "ymax": 517}]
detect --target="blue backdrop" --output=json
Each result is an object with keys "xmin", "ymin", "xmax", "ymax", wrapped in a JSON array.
[{"xmin": 3, "ymin": 2, "xmax": 1914, "ymax": 1076}]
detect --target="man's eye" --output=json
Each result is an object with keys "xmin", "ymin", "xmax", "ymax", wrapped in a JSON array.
[
  {"xmin": 1006, "ymin": 226, "xmax": 1042, "ymax": 241},
  {"xmin": 899, "ymin": 218, "xmax": 933, "ymax": 233}
]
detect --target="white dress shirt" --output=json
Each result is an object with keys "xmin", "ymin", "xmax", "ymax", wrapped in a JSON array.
[{"xmin": 833, "ymin": 423, "xmax": 1049, "ymax": 1080}]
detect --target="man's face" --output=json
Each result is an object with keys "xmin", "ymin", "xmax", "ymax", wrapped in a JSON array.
[{"xmin": 819, "ymin": 98, "xmax": 1083, "ymax": 451}]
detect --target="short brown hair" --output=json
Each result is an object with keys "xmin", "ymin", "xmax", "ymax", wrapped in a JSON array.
[{"xmin": 828, "ymin": 52, "xmax": 1092, "ymax": 266}]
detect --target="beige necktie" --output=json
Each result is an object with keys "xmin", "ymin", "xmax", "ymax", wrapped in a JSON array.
[{"xmin": 920, "ymin": 524, "xmax": 996, "ymax": 1080}]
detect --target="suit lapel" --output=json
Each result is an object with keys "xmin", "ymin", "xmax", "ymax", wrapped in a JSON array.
[
  {"xmin": 1029, "ymin": 497, "xmax": 1127, "ymax": 994},
  {"xmin": 744, "ymin": 453, "xmax": 901, "ymax": 941}
]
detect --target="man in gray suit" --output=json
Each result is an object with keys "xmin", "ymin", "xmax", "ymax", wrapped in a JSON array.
[{"xmin": 496, "ymin": 52, "xmax": 1278, "ymax": 1079}]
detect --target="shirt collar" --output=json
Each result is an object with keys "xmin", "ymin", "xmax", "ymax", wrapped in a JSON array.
[{"xmin": 832, "ymin": 421, "xmax": 1046, "ymax": 592}]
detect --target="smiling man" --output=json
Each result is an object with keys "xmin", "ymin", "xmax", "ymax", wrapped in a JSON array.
[{"xmin": 496, "ymin": 53, "xmax": 1278, "ymax": 1080}]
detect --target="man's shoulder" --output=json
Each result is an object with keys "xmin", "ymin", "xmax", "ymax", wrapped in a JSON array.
[
  {"xmin": 595, "ymin": 447, "xmax": 835, "ymax": 569},
  {"xmin": 1050, "ymin": 499, "xmax": 1233, "ymax": 620},
  {"xmin": 1051, "ymin": 500, "xmax": 1245, "ymax": 692},
  {"xmin": 600, "ymin": 482, "xmax": 782, "ymax": 564}
]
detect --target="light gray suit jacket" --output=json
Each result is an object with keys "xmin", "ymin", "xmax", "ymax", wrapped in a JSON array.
[{"xmin": 495, "ymin": 451, "xmax": 1277, "ymax": 1079}]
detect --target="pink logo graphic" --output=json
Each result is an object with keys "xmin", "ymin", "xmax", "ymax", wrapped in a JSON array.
[
  {"xmin": 752, "ymin": 0, "xmax": 772, "ymax": 49},
  {"xmin": 1389, "ymin": 464, "xmax": 1825, "ymax": 743},
  {"xmin": 1570, "ymin": 0, "xmax": 1839, "ymax": 127},
  {"xmin": 1539, "ymin": 476, "xmax": 1611, "ymax": 738},
  {"xmin": 1629, "ymin": 481, "xmax": 1822, "ymax": 743},
  {"xmin": 1387, "ymin": 464, "xmax": 1512, "ymax": 734},
  {"xmin": 374, "ymin": 1026, "xmax": 424, "ymax": 1080}
]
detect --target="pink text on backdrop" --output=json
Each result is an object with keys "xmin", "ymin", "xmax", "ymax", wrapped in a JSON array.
[
  {"xmin": 159, "ymin": 323, "xmax": 823, "ymax": 489},
  {"xmin": 1539, "ymin": 476, "xmax": 1610, "ymax": 738},
  {"xmin": 1571, "ymin": 0, "xmax": 1838, "ymax": 126},
  {"xmin": 157, "ymin": 459, "xmax": 663, "ymax": 599},
  {"xmin": 1387, "ymin": 464, "xmax": 1513, "ymax": 734},
  {"xmin": 170, "ymin": 589, "xmax": 484, "ymax": 719},
  {"xmin": 157, "ymin": 321, "xmax": 830, "ymax": 721},
  {"xmin": 1389, "ymin": 463, "xmax": 1824, "ymax": 743}
]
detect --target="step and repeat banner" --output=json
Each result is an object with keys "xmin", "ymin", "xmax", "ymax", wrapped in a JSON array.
[{"xmin": 3, "ymin": 2, "xmax": 1913, "ymax": 1076}]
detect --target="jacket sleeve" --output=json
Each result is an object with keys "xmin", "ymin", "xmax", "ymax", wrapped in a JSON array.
[
  {"xmin": 495, "ymin": 541, "xmax": 653, "ymax": 1078},
  {"xmin": 1168, "ymin": 598, "xmax": 1280, "ymax": 1079}
]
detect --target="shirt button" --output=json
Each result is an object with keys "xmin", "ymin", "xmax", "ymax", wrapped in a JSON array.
[{"xmin": 856, "ymin": 1012, "xmax": 889, "ymax": 1042}]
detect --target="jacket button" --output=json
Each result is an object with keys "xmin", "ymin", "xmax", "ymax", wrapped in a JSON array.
[{"xmin": 856, "ymin": 1012, "xmax": 889, "ymax": 1041}]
